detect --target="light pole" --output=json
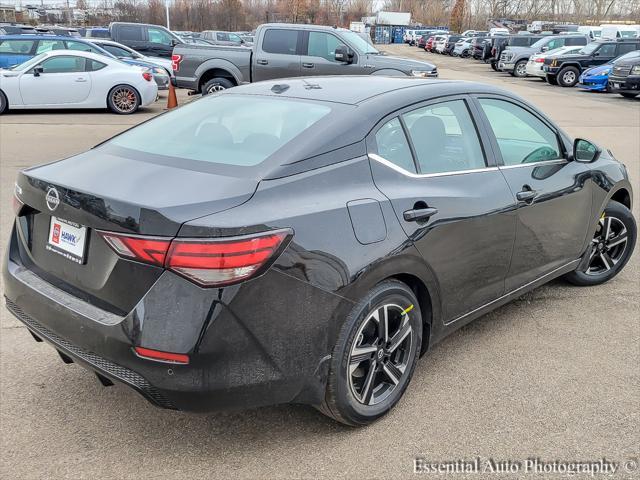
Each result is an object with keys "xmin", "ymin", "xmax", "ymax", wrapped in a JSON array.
[{"xmin": 165, "ymin": 0, "xmax": 170, "ymax": 30}]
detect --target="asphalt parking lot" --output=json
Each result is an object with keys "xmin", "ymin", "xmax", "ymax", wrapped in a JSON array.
[{"xmin": 1, "ymin": 47, "xmax": 638, "ymax": 479}]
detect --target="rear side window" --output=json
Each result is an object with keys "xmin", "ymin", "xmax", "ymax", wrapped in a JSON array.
[
  {"xmin": 0, "ymin": 40, "xmax": 34, "ymax": 54},
  {"xmin": 87, "ymin": 59, "xmax": 107, "ymax": 71},
  {"xmin": 403, "ymin": 100, "xmax": 486, "ymax": 175},
  {"xmin": 262, "ymin": 29, "xmax": 299, "ymax": 55},
  {"xmin": 565, "ymin": 37, "xmax": 587, "ymax": 46},
  {"xmin": 118, "ymin": 25, "xmax": 144, "ymax": 42},
  {"xmin": 109, "ymin": 95, "xmax": 332, "ymax": 167},
  {"xmin": 617, "ymin": 43, "xmax": 639, "ymax": 55},
  {"xmin": 374, "ymin": 118, "xmax": 416, "ymax": 173},
  {"xmin": 65, "ymin": 41, "xmax": 101, "ymax": 53}
]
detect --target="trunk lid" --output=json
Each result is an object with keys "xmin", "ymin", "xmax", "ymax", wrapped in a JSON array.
[{"xmin": 14, "ymin": 148, "xmax": 258, "ymax": 314}]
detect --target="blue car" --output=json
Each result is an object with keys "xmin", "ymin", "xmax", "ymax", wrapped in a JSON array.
[
  {"xmin": 578, "ymin": 63, "xmax": 612, "ymax": 92},
  {"xmin": 0, "ymin": 35, "xmax": 169, "ymax": 88}
]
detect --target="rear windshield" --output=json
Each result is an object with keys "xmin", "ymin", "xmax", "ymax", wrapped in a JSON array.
[{"xmin": 109, "ymin": 94, "xmax": 332, "ymax": 167}]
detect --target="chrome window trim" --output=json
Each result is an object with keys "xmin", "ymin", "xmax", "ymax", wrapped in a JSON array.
[
  {"xmin": 368, "ymin": 153, "xmax": 499, "ymax": 178},
  {"xmin": 498, "ymin": 158, "xmax": 568, "ymax": 170}
]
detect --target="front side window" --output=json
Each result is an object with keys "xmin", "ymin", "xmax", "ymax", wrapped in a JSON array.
[
  {"xmin": 0, "ymin": 40, "xmax": 34, "ymax": 54},
  {"xmin": 307, "ymin": 32, "xmax": 346, "ymax": 62},
  {"xmin": 103, "ymin": 45, "xmax": 134, "ymax": 58},
  {"xmin": 110, "ymin": 95, "xmax": 333, "ymax": 167},
  {"xmin": 546, "ymin": 38, "xmax": 563, "ymax": 50},
  {"xmin": 479, "ymin": 98, "xmax": 562, "ymax": 165},
  {"xmin": 262, "ymin": 29, "xmax": 298, "ymax": 55},
  {"xmin": 596, "ymin": 44, "xmax": 617, "ymax": 57},
  {"xmin": 148, "ymin": 27, "xmax": 173, "ymax": 45},
  {"xmin": 403, "ymin": 100, "xmax": 486, "ymax": 175},
  {"xmin": 39, "ymin": 56, "xmax": 86, "ymax": 73},
  {"xmin": 374, "ymin": 118, "xmax": 415, "ymax": 173},
  {"xmin": 216, "ymin": 32, "xmax": 227, "ymax": 41},
  {"xmin": 36, "ymin": 40, "xmax": 65, "ymax": 54}
]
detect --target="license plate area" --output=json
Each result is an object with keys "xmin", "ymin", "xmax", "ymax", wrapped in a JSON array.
[{"xmin": 46, "ymin": 216, "xmax": 88, "ymax": 264}]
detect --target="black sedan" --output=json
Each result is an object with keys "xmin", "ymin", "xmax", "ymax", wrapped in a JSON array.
[{"xmin": 4, "ymin": 77, "xmax": 635, "ymax": 426}]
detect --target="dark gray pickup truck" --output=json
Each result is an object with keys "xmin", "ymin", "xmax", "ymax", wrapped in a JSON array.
[{"xmin": 172, "ymin": 23, "xmax": 438, "ymax": 94}]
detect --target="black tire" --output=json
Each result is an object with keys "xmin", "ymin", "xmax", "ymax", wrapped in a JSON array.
[
  {"xmin": 547, "ymin": 74, "xmax": 558, "ymax": 85},
  {"xmin": 513, "ymin": 60, "xmax": 528, "ymax": 78},
  {"xmin": 557, "ymin": 66, "xmax": 580, "ymax": 87},
  {"xmin": 201, "ymin": 77, "xmax": 234, "ymax": 95},
  {"xmin": 107, "ymin": 84, "xmax": 140, "ymax": 114},
  {"xmin": 0, "ymin": 89, "xmax": 8, "ymax": 115},
  {"xmin": 318, "ymin": 280, "xmax": 423, "ymax": 426},
  {"xmin": 620, "ymin": 92, "xmax": 638, "ymax": 99},
  {"xmin": 491, "ymin": 62, "xmax": 498, "ymax": 71},
  {"xmin": 564, "ymin": 200, "xmax": 636, "ymax": 286}
]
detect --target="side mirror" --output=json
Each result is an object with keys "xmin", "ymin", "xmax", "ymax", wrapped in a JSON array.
[
  {"xmin": 171, "ymin": 38, "xmax": 179, "ymax": 47},
  {"xmin": 335, "ymin": 45, "xmax": 354, "ymax": 64},
  {"xmin": 573, "ymin": 138, "xmax": 601, "ymax": 163},
  {"xmin": 33, "ymin": 66, "xmax": 43, "ymax": 76},
  {"xmin": 541, "ymin": 46, "xmax": 549, "ymax": 52}
]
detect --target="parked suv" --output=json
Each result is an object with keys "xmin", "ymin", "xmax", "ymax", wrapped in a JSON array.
[
  {"xmin": 109, "ymin": 22, "xmax": 183, "ymax": 58},
  {"xmin": 490, "ymin": 35, "xmax": 546, "ymax": 71},
  {"xmin": 499, "ymin": 34, "xmax": 588, "ymax": 77},
  {"xmin": 544, "ymin": 38, "xmax": 640, "ymax": 87},
  {"xmin": 608, "ymin": 50, "xmax": 640, "ymax": 98}
]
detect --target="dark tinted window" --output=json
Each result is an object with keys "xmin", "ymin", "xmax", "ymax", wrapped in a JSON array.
[
  {"xmin": 404, "ymin": 100, "xmax": 486, "ymax": 174},
  {"xmin": 102, "ymin": 44, "xmax": 134, "ymax": 58},
  {"xmin": 597, "ymin": 44, "xmax": 617, "ymax": 56},
  {"xmin": 510, "ymin": 37, "xmax": 531, "ymax": 47},
  {"xmin": 565, "ymin": 36, "xmax": 587, "ymax": 46},
  {"xmin": 0, "ymin": 40, "xmax": 34, "ymax": 54},
  {"xmin": 617, "ymin": 43, "xmax": 639, "ymax": 55},
  {"xmin": 262, "ymin": 29, "xmax": 298, "ymax": 55},
  {"xmin": 374, "ymin": 118, "xmax": 416, "ymax": 173},
  {"xmin": 65, "ymin": 41, "xmax": 101, "ymax": 53},
  {"xmin": 118, "ymin": 25, "xmax": 144, "ymax": 42}
]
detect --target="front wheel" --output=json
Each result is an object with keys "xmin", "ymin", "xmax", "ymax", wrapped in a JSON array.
[
  {"xmin": 0, "ymin": 90, "xmax": 7, "ymax": 115},
  {"xmin": 107, "ymin": 85, "xmax": 140, "ymax": 114},
  {"xmin": 564, "ymin": 200, "xmax": 636, "ymax": 286},
  {"xmin": 620, "ymin": 92, "xmax": 638, "ymax": 99},
  {"xmin": 557, "ymin": 66, "xmax": 580, "ymax": 87},
  {"xmin": 318, "ymin": 280, "xmax": 423, "ymax": 426},
  {"xmin": 513, "ymin": 60, "xmax": 528, "ymax": 78}
]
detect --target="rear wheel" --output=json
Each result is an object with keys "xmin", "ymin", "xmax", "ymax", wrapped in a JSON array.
[
  {"xmin": 319, "ymin": 280, "xmax": 422, "ymax": 426},
  {"xmin": 620, "ymin": 92, "xmax": 638, "ymax": 99},
  {"xmin": 0, "ymin": 90, "xmax": 7, "ymax": 115},
  {"xmin": 201, "ymin": 77, "xmax": 234, "ymax": 95},
  {"xmin": 557, "ymin": 66, "xmax": 580, "ymax": 87},
  {"xmin": 107, "ymin": 85, "xmax": 140, "ymax": 114},
  {"xmin": 564, "ymin": 201, "xmax": 636, "ymax": 286}
]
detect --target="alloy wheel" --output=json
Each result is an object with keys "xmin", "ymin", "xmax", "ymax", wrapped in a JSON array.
[
  {"xmin": 348, "ymin": 304, "xmax": 413, "ymax": 406},
  {"xmin": 111, "ymin": 87, "xmax": 137, "ymax": 113},
  {"xmin": 516, "ymin": 63, "xmax": 527, "ymax": 76},
  {"xmin": 585, "ymin": 215, "xmax": 628, "ymax": 276},
  {"xmin": 562, "ymin": 70, "xmax": 576, "ymax": 85},
  {"xmin": 207, "ymin": 83, "xmax": 226, "ymax": 94}
]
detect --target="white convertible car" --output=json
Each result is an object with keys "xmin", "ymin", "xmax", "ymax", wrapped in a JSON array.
[{"xmin": 0, "ymin": 50, "xmax": 158, "ymax": 114}]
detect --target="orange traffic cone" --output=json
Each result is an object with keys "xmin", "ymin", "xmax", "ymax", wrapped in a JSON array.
[{"xmin": 166, "ymin": 80, "xmax": 178, "ymax": 109}]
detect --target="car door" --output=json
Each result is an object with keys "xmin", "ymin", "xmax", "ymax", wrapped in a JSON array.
[
  {"xmin": 474, "ymin": 96, "xmax": 592, "ymax": 291},
  {"xmin": 589, "ymin": 43, "xmax": 617, "ymax": 67},
  {"xmin": 19, "ymin": 55, "xmax": 91, "ymax": 105},
  {"xmin": 368, "ymin": 97, "xmax": 516, "ymax": 323},
  {"xmin": 253, "ymin": 28, "xmax": 302, "ymax": 82}
]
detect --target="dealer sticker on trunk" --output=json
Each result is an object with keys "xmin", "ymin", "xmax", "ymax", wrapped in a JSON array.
[{"xmin": 46, "ymin": 216, "xmax": 88, "ymax": 264}]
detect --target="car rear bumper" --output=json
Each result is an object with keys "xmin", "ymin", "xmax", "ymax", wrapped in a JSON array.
[
  {"xmin": 498, "ymin": 62, "xmax": 514, "ymax": 72},
  {"xmin": 608, "ymin": 74, "xmax": 640, "ymax": 92},
  {"xmin": 544, "ymin": 66, "xmax": 560, "ymax": 75},
  {"xmin": 3, "ymin": 222, "xmax": 338, "ymax": 412},
  {"xmin": 525, "ymin": 63, "xmax": 545, "ymax": 77}
]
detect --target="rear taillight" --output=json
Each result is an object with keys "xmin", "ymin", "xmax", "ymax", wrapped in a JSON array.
[
  {"xmin": 535, "ymin": 58, "xmax": 544, "ymax": 63},
  {"xmin": 142, "ymin": 71, "xmax": 153, "ymax": 82},
  {"xmin": 99, "ymin": 230, "xmax": 291, "ymax": 287},
  {"xmin": 171, "ymin": 54, "xmax": 183, "ymax": 72},
  {"xmin": 134, "ymin": 347, "xmax": 189, "ymax": 364}
]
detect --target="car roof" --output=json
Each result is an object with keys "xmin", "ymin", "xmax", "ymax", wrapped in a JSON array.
[
  {"xmin": 37, "ymin": 49, "xmax": 113, "ymax": 61},
  {"xmin": 0, "ymin": 34, "xmax": 89, "ymax": 41}
]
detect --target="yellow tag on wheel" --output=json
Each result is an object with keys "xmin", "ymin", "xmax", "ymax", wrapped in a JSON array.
[{"xmin": 401, "ymin": 304, "xmax": 414, "ymax": 315}]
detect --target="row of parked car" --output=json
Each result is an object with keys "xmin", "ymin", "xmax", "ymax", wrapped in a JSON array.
[{"xmin": 410, "ymin": 30, "xmax": 640, "ymax": 99}]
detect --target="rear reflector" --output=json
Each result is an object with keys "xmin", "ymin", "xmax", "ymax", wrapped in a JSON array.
[
  {"xmin": 134, "ymin": 347, "xmax": 189, "ymax": 364},
  {"xmin": 99, "ymin": 229, "xmax": 291, "ymax": 287},
  {"xmin": 142, "ymin": 71, "xmax": 153, "ymax": 82}
]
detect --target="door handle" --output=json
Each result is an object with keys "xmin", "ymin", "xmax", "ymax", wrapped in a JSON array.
[
  {"xmin": 403, "ymin": 207, "xmax": 438, "ymax": 222},
  {"xmin": 302, "ymin": 62, "xmax": 314, "ymax": 68},
  {"xmin": 75, "ymin": 78, "xmax": 87, "ymax": 82},
  {"xmin": 516, "ymin": 189, "xmax": 537, "ymax": 203},
  {"xmin": 256, "ymin": 59, "xmax": 268, "ymax": 65}
]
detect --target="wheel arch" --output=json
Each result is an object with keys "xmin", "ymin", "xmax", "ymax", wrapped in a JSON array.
[
  {"xmin": 388, "ymin": 273, "xmax": 433, "ymax": 356},
  {"xmin": 610, "ymin": 186, "xmax": 632, "ymax": 210},
  {"xmin": 195, "ymin": 60, "xmax": 242, "ymax": 92}
]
